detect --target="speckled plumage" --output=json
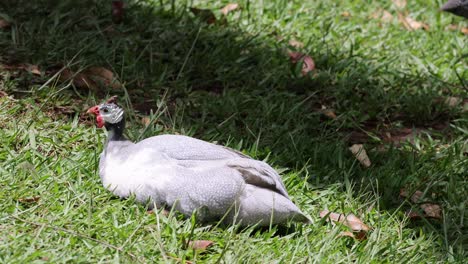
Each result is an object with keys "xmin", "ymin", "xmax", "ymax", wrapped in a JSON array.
[{"xmin": 91, "ymin": 101, "xmax": 309, "ymax": 226}]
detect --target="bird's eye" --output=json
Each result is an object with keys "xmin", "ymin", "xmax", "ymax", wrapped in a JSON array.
[{"xmin": 103, "ymin": 108, "xmax": 109, "ymax": 113}]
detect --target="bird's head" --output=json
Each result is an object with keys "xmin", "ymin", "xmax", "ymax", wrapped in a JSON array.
[{"xmin": 86, "ymin": 96, "xmax": 124, "ymax": 128}]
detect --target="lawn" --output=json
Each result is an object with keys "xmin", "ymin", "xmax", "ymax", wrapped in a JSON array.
[{"xmin": 0, "ymin": 0, "xmax": 466, "ymax": 263}]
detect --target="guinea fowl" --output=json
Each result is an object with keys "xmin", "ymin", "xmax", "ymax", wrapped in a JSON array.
[
  {"xmin": 86, "ymin": 96, "xmax": 309, "ymax": 226},
  {"xmin": 441, "ymin": 0, "xmax": 468, "ymax": 18}
]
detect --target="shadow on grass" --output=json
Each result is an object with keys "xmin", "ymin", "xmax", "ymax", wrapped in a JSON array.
[{"xmin": 1, "ymin": 0, "xmax": 465, "ymax": 257}]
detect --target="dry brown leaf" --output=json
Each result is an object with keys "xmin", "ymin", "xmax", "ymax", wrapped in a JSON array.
[
  {"xmin": 288, "ymin": 39, "xmax": 304, "ymax": 48},
  {"xmin": 18, "ymin": 196, "xmax": 40, "ymax": 203},
  {"xmin": 398, "ymin": 13, "xmax": 429, "ymax": 31},
  {"xmin": 447, "ymin": 24, "xmax": 458, "ymax": 31},
  {"xmin": 0, "ymin": 90, "xmax": 8, "ymax": 97},
  {"xmin": 188, "ymin": 240, "xmax": 214, "ymax": 250},
  {"xmin": 84, "ymin": 66, "xmax": 122, "ymax": 89},
  {"xmin": 320, "ymin": 210, "xmax": 371, "ymax": 232},
  {"xmin": 382, "ymin": 128, "xmax": 424, "ymax": 145},
  {"xmin": 321, "ymin": 105, "xmax": 337, "ymax": 119},
  {"xmin": 190, "ymin": 7, "xmax": 217, "ymax": 24},
  {"xmin": 288, "ymin": 52, "xmax": 315, "ymax": 76},
  {"xmin": 221, "ymin": 3, "xmax": 239, "ymax": 15},
  {"xmin": 322, "ymin": 109, "xmax": 337, "ymax": 119},
  {"xmin": 338, "ymin": 231, "xmax": 367, "ymax": 241},
  {"xmin": 420, "ymin": 203, "xmax": 442, "ymax": 219},
  {"xmin": 25, "ymin": 64, "xmax": 41, "ymax": 76},
  {"xmin": 349, "ymin": 144, "xmax": 371, "ymax": 167},
  {"xmin": 341, "ymin": 11, "xmax": 351, "ymax": 18},
  {"xmin": 392, "ymin": 0, "xmax": 407, "ymax": 9},
  {"xmin": 141, "ymin": 117, "xmax": 151, "ymax": 126},
  {"xmin": 444, "ymin": 96, "xmax": 463, "ymax": 107},
  {"xmin": 0, "ymin": 19, "xmax": 11, "ymax": 29},
  {"xmin": 371, "ymin": 9, "xmax": 393, "ymax": 23},
  {"xmin": 462, "ymin": 27, "xmax": 468, "ymax": 35},
  {"xmin": 58, "ymin": 68, "xmax": 98, "ymax": 90},
  {"xmin": 400, "ymin": 189, "xmax": 442, "ymax": 220}
]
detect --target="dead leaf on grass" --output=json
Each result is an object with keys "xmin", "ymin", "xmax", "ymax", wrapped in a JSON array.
[
  {"xmin": 371, "ymin": 9, "xmax": 394, "ymax": 23},
  {"xmin": 1, "ymin": 63, "xmax": 42, "ymax": 75},
  {"xmin": 462, "ymin": 27, "xmax": 468, "ymax": 35},
  {"xmin": 349, "ymin": 144, "xmax": 371, "ymax": 167},
  {"xmin": 84, "ymin": 66, "xmax": 122, "ymax": 89},
  {"xmin": 221, "ymin": 3, "xmax": 239, "ymax": 15},
  {"xmin": 382, "ymin": 128, "xmax": 424, "ymax": 145},
  {"xmin": 58, "ymin": 68, "xmax": 98, "ymax": 90},
  {"xmin": 190, "ymin": 7, "xmax": 217, "ymax": 24},
  {"xmin": 392, "ymin": 0, "xmax": 407, "ymax": 9},
  {"xmin": 320, "ymin": 210, "xmax": 371, "ymax": 232},
  {"xmin": 141, "ymin": 117, "xmax": 151, "ymax": 126},
  {"xmin": 398, "ymin": 13, "xmax": 429, "ymax": 31},
  {"xmin": 25, "ymin": 64, "xmax": 41, "ymax": 75},
  {"xmin": 188, "ymin": 240, "xmax": 214, "ymax": 250},
  {"xmin": 400, "ymin": 189, "xmax": 442, "ymax": 220},
  {"xmin": 338, "ymin": 231, "xmax": 367, "ymax": 241},
  {"xmin": 18, "ymin": 196, "xmax": 40, "ymax": 203},
  {"xmin": 321, "ymin": 105, "xmax": 337, "ymax": 119},
  {"xmin": 420, "ymin": 203, "xmax": 442, "ymax": 219},
  {"xmin": 341, "ymin": 11, "xmax": 351, "ymax": 18},
  {"xmin": 288, "ymin": 52, "xmax": 315, "ymax": 76},
  {"xmin": 288, "ymin": 39, "xmax": 304, "ymax": 48}
]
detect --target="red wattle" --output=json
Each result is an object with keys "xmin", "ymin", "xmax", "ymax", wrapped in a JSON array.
[{"xmin": 97, "ymin": 115, "xmax": 104, "ymax": 128}]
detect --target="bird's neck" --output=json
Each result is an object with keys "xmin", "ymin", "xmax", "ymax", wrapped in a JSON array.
[{"xmin": 105, "ymin": 119, "xmax": 126, "ymax": 141}]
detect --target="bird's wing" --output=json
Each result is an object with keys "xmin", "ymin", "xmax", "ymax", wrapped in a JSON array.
[
  {"xmin": 137, "ymin": 134, "xmax": 248, "ymax": 160},
  {"xmin": 137, "ymin": 134, "xmax": 289, "ymax": 197}
]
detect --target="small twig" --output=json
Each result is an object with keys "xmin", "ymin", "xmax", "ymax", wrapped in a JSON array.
[{"xmin": 9, "ymin": 215, "xmax": 143, "ymax": 263}]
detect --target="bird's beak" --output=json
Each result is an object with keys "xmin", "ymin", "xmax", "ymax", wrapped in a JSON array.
[{"xmin": 86, "ymin": 105, "xmax": 100, "ymax": 115}]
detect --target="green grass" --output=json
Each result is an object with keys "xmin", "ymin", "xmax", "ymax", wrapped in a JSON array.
[{"xmin": 0, "ymin": 0, "xmax": 467, "ymax": 262}]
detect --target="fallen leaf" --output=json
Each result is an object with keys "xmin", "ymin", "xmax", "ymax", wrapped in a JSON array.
[
  {"xmin": 84, "ymin": 66, "xmax": 122, "ymax": 89},
  {"xmin": 392, "ymin": 0, "xmax": 407, "ymax": 9},
  {"xmin": 0, "ymin": 90, "xmax": 8, "ymax": 97},
  {"xmin": 190, "ymin": 7, "xmax": 217, "ymax": 24},
  {"xmin": 444, "ymin": 96, "xmax": 463, "ymax": 108},
  {"xmin": 462, "ymin": 27, "xmax": 468, "ymax": 35},
  {"xmin": 420, "ymin": 203, "xmax": 442, "ymax": 219},
  {"xmin": 0, "ymin": 19, "xmax": 11, "ymax": 29},
  {"xmin": 320, "ymin": 210, "xmax": 371, "ymax": 232},
  {"xmin": 18, "ymin": 196, "xmax": 40, "ymax": 203},
  {"xmin": 288, "ymin": 39, "xmax": 304, "ymax": 48},
  {"xmin": 400, "ymin": 189, "xmax": 442, "ymax": 220},
  {"xmin": 288, "ymin": 52, "xmax": 315, "ymax": 76},
  {"xmin": 446, "ymin": 24, "xmax": 458, "ymax": 31},
  {"xmin": 60, "ymin": 68, "xmax": 98, "ymax": 90},
  {"xmin": 398, "ymin": 13, "xmax": 429, "ymax": 31},
  {"xmin": 321, "ymin": 105, "xmax": 337, "ymax": 119},
  {"xmin": 382, "ymin": 128, "xmax": 424, "ymax": 145},
  {"xmin": 188, "ymin": 240, "xmax": 214, "ymax": 250},
  {"xmin": 25, "ymin": 64, "xmax": 41, "ymax": 76},
  {"xmin": 341, "ymin": 11, "xmax": 351, "ymax": 18},
  {"xmin": 371, "ymin": 9, "xmax": 394, "ymax": 23},
  {"xmin": 349, "ymin": 144, "xmax": 371, "ymax": 167},
  {"xmin": 221, "ymin": 3, "xmax": 239, "ymax": 15},
  {"xmin": 111, "ymin": 0, "xmax": 125, "ymax": 24},
  {"xmin": 141, "ymin": 117, "xmax": 151, "ymax": 126},
  {"xmin": 338, "ymin": 231, "xmax": 367, "ymax": 241}
]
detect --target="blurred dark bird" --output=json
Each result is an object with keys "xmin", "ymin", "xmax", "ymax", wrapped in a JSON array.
[{"xmin": 441, "ymin": 0, "xmax": 468, "ymax": 18}]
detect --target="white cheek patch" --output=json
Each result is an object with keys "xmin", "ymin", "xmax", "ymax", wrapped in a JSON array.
[{"xmin": 101, "ymin": 105, "xmax": 124, "ymax": 124}]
